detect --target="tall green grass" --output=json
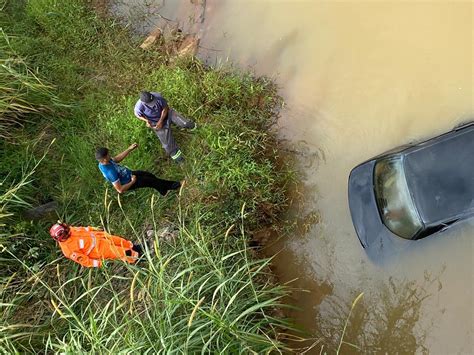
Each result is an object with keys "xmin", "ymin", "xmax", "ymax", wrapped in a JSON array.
[
  {"xmin": 0, "ymin": 30, "xmax": 58, "ymax": 139},
  {"xmin": 0, "ymin": 142, "xmax": 55, "ymax": 353},
  {"xmin": 2, "ymin": 196, "xmax": 293, "ymax": 353}
]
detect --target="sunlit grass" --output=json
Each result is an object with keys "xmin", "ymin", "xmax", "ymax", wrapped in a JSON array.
[
  {"xmin": 0, "ymin": 0, "xmax": 297, "ymax": 352},
  {"xmin": 2, "ymin": 195, "xmax": 295, "ymax": 353},
  {"xmin": 0, "ymin": 30, "xmax": 59, "ymax": 139}
]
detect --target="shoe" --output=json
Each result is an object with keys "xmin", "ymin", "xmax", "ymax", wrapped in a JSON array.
[
  {"xmin": 171, "ymin": 150, "xmax": 184, "ymax": 164},
  {"xmin": 174, "ymin": 155, "xmax": 185, "ymax": 164},
  {"xmin": 170, "ymin": 181, "xmax": 181, "ymax": 190},
  {"xmin": 132, "ymin": 243, "xmax": 143, "ymax": 255}
]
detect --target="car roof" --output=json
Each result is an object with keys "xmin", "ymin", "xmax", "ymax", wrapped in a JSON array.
[{"xmin": 403, "ymin": 125, "xmax": 474, "ymax": 225}]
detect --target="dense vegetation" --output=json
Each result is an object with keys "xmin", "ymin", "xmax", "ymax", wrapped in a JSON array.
[{"xmin": 0, "ymin": 0, "xmax": 297, "ymax": 352}]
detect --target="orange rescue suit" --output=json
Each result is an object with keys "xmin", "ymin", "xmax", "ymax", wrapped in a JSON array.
[{"xmin": 58, "ymin": 226, "xmax": 138, "ymax": 268}]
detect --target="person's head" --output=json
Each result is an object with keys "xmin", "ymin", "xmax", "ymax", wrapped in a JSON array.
[
  {"xmin": 140, "ymin": 91, "xmax": 154, "ymax": 105},
  {"xmin": 95, "ymin": 147, "xmax": 110, "ymax": 164},
  {"xmin": 49, "ymin": 222, "xmax": 71, "ymax": 242}
]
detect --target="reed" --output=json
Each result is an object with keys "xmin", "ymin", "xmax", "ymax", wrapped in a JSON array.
[{"xmin": 0, "ymin": 30, "xmax": 58, "ymax": 139}]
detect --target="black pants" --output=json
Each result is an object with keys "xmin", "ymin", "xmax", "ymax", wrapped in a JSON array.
[
  {"xmin": 128, "ymin": 170, "xmax": 180, "ymax": 196},
  {"xmin": 126, "ymin": 244, "xmax": 143, "ymax": 257}
]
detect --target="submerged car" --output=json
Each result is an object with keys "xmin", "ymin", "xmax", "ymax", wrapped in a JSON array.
[{"xmin": 348, "ymin": 121, "xmax": 474, "ymax": 250}]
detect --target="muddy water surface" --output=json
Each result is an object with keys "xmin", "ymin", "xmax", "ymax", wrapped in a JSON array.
[{"xmin": 112, "ymin": 1, "xmax": 473, "ymax": 353}]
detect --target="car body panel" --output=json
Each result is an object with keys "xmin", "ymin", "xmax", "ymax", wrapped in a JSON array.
[
  {"xmin": 403, "ymin": 126, "xmax": 474, "ymax": 224},
  {"xmin": 348, "ymin": 161, "xmax": 386, "ymax": 248},
  {"xmin": 348, "ymin": 160, "xmax": 411, "ymax": 256}
]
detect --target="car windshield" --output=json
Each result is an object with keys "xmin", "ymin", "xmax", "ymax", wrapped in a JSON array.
[{"xmin": 374, "ymin": 155, "xmax": 423, "ymax": 239}]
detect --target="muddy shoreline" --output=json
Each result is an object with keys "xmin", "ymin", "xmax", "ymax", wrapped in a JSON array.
[{"xmin": 101, "ymin": 1, "xmax": 474, "ymax": 353}]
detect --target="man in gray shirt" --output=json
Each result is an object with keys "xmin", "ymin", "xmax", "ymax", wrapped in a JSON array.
[{"xmin": 134, "ymin": 91, "xmax": 196, "ymax": 163}]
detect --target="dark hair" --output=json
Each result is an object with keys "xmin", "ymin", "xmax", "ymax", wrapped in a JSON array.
[
  {"xmin": 95, "ymin": 147, "xmax": 109, "ymax": 160},
  {"xmin": 140, "ymin": 91, "xmax": 153, "ymax": 103}
]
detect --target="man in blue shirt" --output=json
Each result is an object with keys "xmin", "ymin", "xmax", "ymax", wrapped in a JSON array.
[
  {"xmin": 134, "ymin": 91, "xmax": 195, "ymax": 163},
  {"xmin": 96, "ymin": 143, "xmax": 181, "ymax": 195}
]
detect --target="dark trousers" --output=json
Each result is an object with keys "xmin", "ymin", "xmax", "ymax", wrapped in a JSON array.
[
  {"xmin": 128, "ymin": 170, "xmax": 180, "ymax": 196},
  {"xmin": 154, "ymin": 109, "xmax": 195, "ymax": 160}
]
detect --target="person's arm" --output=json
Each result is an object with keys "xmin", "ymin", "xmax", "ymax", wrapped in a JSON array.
[
  {"xmin": 154, "ymin": 104, "xmax": 168, "ymax": 130},
  {"xmin": 134, "ymin": 102, "xmax": 153, "ymax": 127},
  {"xmin": 112, "ymin": 175, "xmax": 137, "ymax": 194},
  {"xmin": 113, "ymin": 143, "xmax": 138, "ymax": 163},
  {"xmin": 68, "ymin": 251, "xmax": 102, "ymax": 268},
  {"xmin": 137, "ymin": 115, "xmax": 153, "ymax": 127},
  {"xmin": 108, "ymin": 235, "xmax": 134, "ymax": 248}
]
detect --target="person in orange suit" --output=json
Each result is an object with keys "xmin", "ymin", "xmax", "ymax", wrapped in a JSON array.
[{"xmin": 49, "ymin": 222, "xmax": 142, "ymax": 268}]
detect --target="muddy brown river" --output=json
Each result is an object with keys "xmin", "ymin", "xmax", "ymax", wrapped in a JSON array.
[{"xmin": 112, "ymin": 1, "xmax": 473, "ymax": 353}]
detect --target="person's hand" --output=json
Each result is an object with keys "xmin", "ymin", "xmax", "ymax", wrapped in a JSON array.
[
  {"xmin": 155, "ymin": 121, "xmax": 163, "ymax": 130},
  {"xmin": 146, "ymin": 121, "xmax": 152, "ymax": 128},
  {"xmin": 128, "ymin": 143, "xmax": 138, "ymax": 151},
  {"xmin": 131, "ymin": 175, "xmax": 137, "ymax": 183}
]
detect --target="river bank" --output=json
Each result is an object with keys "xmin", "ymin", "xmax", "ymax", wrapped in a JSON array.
[
  {"xmin": 0, "ymin": 0, "xmax": 299, "ymax": 352},
  {"xmin": 116, "ymin": 1, "xmax": 474, "ymax": 353}
]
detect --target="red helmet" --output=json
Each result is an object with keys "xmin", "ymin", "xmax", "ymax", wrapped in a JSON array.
[{"xmin": 49, "ymin": 223, "xmax": 70, "ymax": 242}]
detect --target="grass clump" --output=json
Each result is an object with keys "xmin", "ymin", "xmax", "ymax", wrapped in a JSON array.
[
  {"xmin": 0, "ymin": 0, "xmax": 297, "ymax": 352},
  {"xmin": 3, "ymin": 197, "xmax": 293, "ymax": 353},
  {"xmin": 0, "ymin": 30, "xmax": 59, "ymax": 139}
]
